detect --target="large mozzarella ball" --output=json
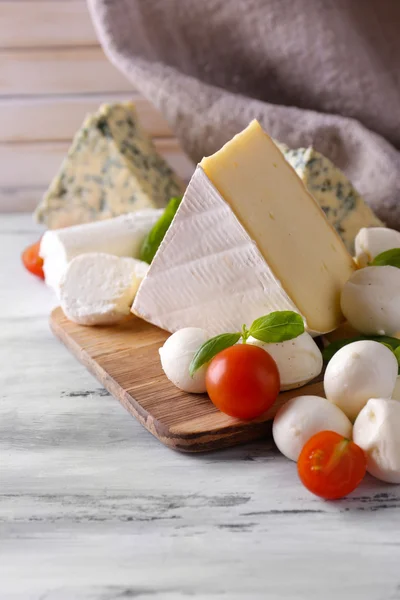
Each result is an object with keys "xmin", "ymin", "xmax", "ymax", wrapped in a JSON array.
[
  {"xmin": 324, "ymin": 340, "xmax": 398, "ymax": 421},
  {"xmin": 159, "ymin": 327, "xmax": 209, "ymax": 393},
  {"xmin": 272, "ymin": 395, "xmax": 352, "ymax": 461},
  {"xmin": 355, "ymin": 227, "xmax": 400, "ymax": 268},
  {"xmin": 353, "ymin": 398, "xmax": 400, "ymax": 484},
  {"xmin": 248, "ymin": 332, "xmax": 322, "ymax": 390},
  {"xmin": 340, "ymin": 266, "xmax": 400, "ymax": 336}
]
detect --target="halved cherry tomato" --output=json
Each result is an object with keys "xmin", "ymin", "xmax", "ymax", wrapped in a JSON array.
[
  {"xmin": 206, "ymin": 344, "xmax": 280, "ymax": 420},
  {"xmin": 298, "ymin": 430, "xmax": 367, "ymax": 500},
  {"xmin": 22, "ymin": 239, "xmax": 44, "ymax": 279}
]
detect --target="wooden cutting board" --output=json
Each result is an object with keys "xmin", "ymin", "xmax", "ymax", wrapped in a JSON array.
[{"xmin": 50, "ymin": 307, "xmax": 325, "ymax": 453}]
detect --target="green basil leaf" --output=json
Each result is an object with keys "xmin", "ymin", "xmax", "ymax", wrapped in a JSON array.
[
  {"xmin": 189, "ymin": 333, "xmax": 241, "ymax": 376},
  {"xmin": 249, "ymin": 311, "xmax": 304, "ymax": 344},
  {"xmin": 322, "ymin": 335, "xmax": 400, "ymax": 363},
  {"xmin": 139, "ymin": 196, "xmax": 182, "ymax": 264},
  {"xmin": 370, "ymin": 248, "xmax": 400, "ymax": 268}
]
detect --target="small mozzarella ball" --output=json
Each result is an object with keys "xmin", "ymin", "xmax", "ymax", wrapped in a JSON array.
[
  {"xmin": 353, "ymin": 398, "xmax": 400, "ymax": 484},
  {"xmin": 341, "ymin": 266, "xmax": 400, "ymax": 336},
  {"xmin": 159, "ymin": 327, "xmax": 209, "ymax": 393},
  {"xmin": 248, "ymin": 332, "xmax": 323, "ymax": 390},
  {"xmin": 324, "ymin": 340, "xmax": 398, "ymax": 421},
  {"xmin": 355, "ymin": 227, "xmax": 400, "ymax": 268},
  {"xmin": 392, "ymin": 376, "xmax": 400, "ymax": 401},
  {"xmin": 272, "ymin": 395, "xmax": 352, "ymax": 461}
]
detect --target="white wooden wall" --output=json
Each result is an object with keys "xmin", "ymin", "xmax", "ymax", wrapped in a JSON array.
[{"xmin": 0, "ymin": 0, "xmax": 192, "ymax": 213}]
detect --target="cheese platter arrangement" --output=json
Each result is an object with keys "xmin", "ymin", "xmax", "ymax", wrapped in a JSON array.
[{"xmin": 22, "ymin": 102, "xmax": 400, "ymax": 499}]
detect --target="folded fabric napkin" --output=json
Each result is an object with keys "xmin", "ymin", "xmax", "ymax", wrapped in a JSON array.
[{"xmin": 88, "ymin": 0, "xmax": 400, "ymax": 229}]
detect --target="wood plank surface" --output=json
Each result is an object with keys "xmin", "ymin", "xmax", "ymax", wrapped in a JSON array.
[
  {"xmin": 0, "ymin": 94, "xmax": 173, "ymax": 142},
  {"xmin": 0, "ymin": 185, "xmax": 47, "ymax": 213},
  {"xmin": 0, "ymin": 1, "xmax": 97, "ymax": 48},
  {"xmin": 0, "ymin": 0, "xmax": 182, "ymax": 215},
  {"xmin": 0, "ymin": 47, "xmax": 134, "ymax": 95},
  {"xmin": 0, "ymin": 138, "xmax": 193, "ymax": 212},
  {"xmin": 50, "ymin": 307, "xmax": 324, "ymax": 453},
  {"xmin": 2, "ymin": 214, "xmax": 400, "ymax": 600}
]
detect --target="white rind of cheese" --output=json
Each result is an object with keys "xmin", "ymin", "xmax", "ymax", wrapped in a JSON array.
[
  {"xmin": 355, "ymin": 227, "xmax": 400, "ymax": 267},
  {"xmin": 60, "ymin": 253, "xmax": 148, "ymax": 326},
  {"xmin": 276, "ymin": 143, "xmax": 383, "ymax": 253},
  {"xmin": 247, "ymin": 332, "xmax": 323, "ymax": 391},
  {"xmin": 35, "ymin": 103, "xmax": 184, "ymax": 229},
  {"xmin": 134, "ymin": 121, "xmax": 356, "ymax": 336},
  {"xmin": 132, "ymin": 167, "xmax": 304, "ymax": 336},
  {"xmin": 353, "ymin": 398, "xmax": 400, "ymax": 484},
  {"xmin": 40, "ymin": 209, "xmax": 161, "ymax": 295}
]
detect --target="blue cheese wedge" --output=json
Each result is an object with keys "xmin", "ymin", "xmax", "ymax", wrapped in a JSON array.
[
  {"xmin": 35, "ymin": 103, "xmax": 184, "ymax": 229},
  {"xmin": 277, "ymin": 143, "xmax": 383, "ymax": 253}
]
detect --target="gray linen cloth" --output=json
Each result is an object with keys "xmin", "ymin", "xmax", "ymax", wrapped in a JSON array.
[{"xmin": 88, "ymin": 0, "xmax": 400, "ymax": 229}]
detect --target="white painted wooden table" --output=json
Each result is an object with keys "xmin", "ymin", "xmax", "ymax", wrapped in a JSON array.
[{"xmin": 1, "ymin": 214, "xmax": 400, "ymax": 600}]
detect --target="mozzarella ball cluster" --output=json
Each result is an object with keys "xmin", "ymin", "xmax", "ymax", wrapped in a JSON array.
[
  {"xmin": 161, "ymin": 256, "xmax": 400, "ymax": 485},
  {"xmin": 160, "ymin": 328, "xmax": 324, "ymax": 394},
  {"xmin": 342, "ymin": 227, "xmax": 400, "ymax": 336},
  {"xmin": 267, "ymin": 227, "xmax": 399, "ymax": 484},
  {"xmin": 273, "ymin": 339, "xmax": 400, "ymax": 485}
]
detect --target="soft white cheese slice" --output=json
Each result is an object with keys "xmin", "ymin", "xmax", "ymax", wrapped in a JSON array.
[
  {"xmin": 60, "ymin": 253, "xmax": 148, "ymax": 326},
  {"xmin": 133, "ymin": 121, "xmax": 355, "ymax": 336},
  {"xmin": 40, "ymin": 209, "xmax": 161, "ymax": 295}
]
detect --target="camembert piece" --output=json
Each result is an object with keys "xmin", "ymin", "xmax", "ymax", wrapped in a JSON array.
[
  {"xmin": 133, "ymin": 121, "xmax": 356, "ymax": 336},
  {"xmin": 35, "ymin": 103, "xmax": 184, "ymax": 229},
  {"xmin": 278, "ymin": 144, "xmax": 383, "ymax": 252},
  {"xmin": 60, "ymin": 253, "xmax": 148, "ymax": 326},
  {"xmin": 40, "ymin": 209, "xmax": 161, "ymax": 295}
]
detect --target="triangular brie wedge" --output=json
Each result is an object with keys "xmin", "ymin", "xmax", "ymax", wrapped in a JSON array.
[{"xmin": 132, "ymin": 121, "xmax": 356, "ymax": 336}]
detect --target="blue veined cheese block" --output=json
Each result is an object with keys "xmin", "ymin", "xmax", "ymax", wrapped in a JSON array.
[
  {"xmin": 35, "ymin": 103, "xmax": 185, "ymax": 229},
  {"xmin": 277, "ymin": 143, "xmax": 384, "ymax": 253}
]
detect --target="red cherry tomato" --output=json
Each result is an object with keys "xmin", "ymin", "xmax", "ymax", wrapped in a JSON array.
[
  {"xmin": 206, "ymin": 344, "xmax": 280, "ymax": 420},
  {"xmin": 22, "ymin": 239, "xmax": 44, "ymax": 279},
  {"xmin": 298, "ymin": 430, "xmax": 367, "ymax": 500}
]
